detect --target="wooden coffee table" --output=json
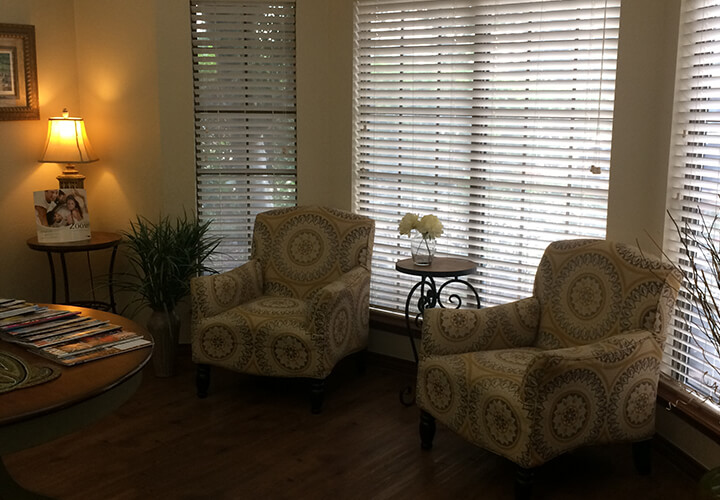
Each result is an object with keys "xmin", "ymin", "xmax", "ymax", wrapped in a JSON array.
[{"xmin": 0, "ymin": 305, "xmax": 153, "ymax": 499}]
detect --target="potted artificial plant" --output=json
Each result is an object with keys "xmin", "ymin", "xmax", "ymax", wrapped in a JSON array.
[{"xmin": 116, "ymin": 213, "xmax": 220, "ymax": 377}]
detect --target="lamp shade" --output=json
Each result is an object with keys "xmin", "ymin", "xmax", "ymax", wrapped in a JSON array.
[{"xmin": 39, "ymin": 109, "xmax": 98, "ymax": 164}]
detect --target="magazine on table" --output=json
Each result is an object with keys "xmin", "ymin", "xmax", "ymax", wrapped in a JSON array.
[
  {"xmin": 28, "ymin": 323, "xmax": 122, "ymax": 348},
  {"xmin": 0, "ymin": 308, "xmax": 79, "ymax": 329},
  {"xmin": 0, "ymin": 301, "xmax": 40, "ymax": 320},
  {"xmin": 42, "ymin": 338, "xmax": 151, "ymax": 366},
  {"xmin": 33, "ymin": 188, "xmax": 91, "ymax": 243},
  {"xmin": 0, "ymin": 299, "xmax": 151, "ymax": 366},
  {"xmin": 15, "ymin": 321, "xmax": 112, "ymax": 344},
  {"xmin": 6, "ymin": 315, "xmax": 96, "ymax": 336},
  {"xmin": 41, "ymin": 330, "xmax": 144, "ymax": 358}
]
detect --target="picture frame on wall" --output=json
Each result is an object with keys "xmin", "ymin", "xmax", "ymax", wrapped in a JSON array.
[{"xmin": 0, "ymin": 23, "xmax": 39, "ymax": 121}]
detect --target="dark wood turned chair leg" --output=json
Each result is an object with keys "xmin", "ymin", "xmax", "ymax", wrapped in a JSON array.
[
  {"xmin": 515, "ymin": 465, "xmax": 534, "ymax": 500},
  {"xmin": 632, "ymin": 439, "xmax": 652, "ymax": 475},
  {"xmin": 310, "ymin": 378, "xmax": 325, "ymax": 414},
  {"xmin": 420, "ymin": 410, "xmax": 436, "ymax": 450},
  {"xmin": 196, "ymin": 364, "xmax": 210, "ymax": 399}
]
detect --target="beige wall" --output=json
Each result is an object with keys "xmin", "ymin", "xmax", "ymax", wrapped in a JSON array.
[
  {"xmin": 0, "ymin": 0, "xmax": 83, "ymax": 303},
  {"xmin": 296, "ymin": 0, "xmax": 355, "ymax": 209},
  {"xmin": 607, "ymin": 0, "xmax": 681, "ymax": 252},
  {"xmin": 0, "ymin": 0, "xmax": 716, "ymax": 467}
]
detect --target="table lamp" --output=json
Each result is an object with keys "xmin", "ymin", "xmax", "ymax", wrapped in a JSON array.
[{"xmin": 38, "ymin": 108, "xmax": 98, "ymax": 189}]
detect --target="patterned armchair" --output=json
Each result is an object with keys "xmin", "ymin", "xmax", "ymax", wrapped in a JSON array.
[
  {"xmin": 416, "ymin": 239, "xmax": 680, "ymax": 498},
  {"xmin": 190, "ymin": 206, "xmax": 375, "ymax": 413}
]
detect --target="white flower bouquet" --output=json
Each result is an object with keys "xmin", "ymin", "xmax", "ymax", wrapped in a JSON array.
[
  {"xmin": 398, "ymin": 213, "xmax": 443, "ymax": 265},
  {"xmin": 398, "ymin": 213, "xmax": 444, "ymax": 240}
]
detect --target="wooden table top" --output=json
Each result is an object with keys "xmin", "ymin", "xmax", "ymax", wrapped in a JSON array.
[
  {"xmin": 395, "ymin": 256, "xmax": 477, "ymax": 278},
  {"xmin": 0, "ymin": 304, "xmax": 152, "ymax": 426},
  {"xmin": 26, "ymin": 231, "xmax": 122, "ymax": 252}
]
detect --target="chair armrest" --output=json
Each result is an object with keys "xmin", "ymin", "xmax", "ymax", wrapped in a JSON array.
[
  {"xmin": 420, "ymin": 297, "xmax": 540, "ymax": 357},
  {"xmin": 521, "ymin": 329, "xmax": 663, "ymax": 402},
  {"xmin": 311, "ymin": 266, "xmax": 370, "ymax": 337},
  {"xmin": 191, "ymin": 259, "xmax": 263, "ymax": 320}
]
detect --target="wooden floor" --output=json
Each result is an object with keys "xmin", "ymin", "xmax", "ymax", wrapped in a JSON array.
[{"xmin": 4, "ymin": 351, "xmax": 699, "ymax": 500}]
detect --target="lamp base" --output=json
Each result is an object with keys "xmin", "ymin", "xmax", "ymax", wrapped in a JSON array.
[{"xmin": 57, "ymin": 164, "xmax": 85, "ymax": 190}]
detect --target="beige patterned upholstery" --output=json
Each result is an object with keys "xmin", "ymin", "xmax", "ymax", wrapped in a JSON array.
[
  {"xmin": 416, "ymin": 239, "xmax": 680, "ymax": 494},
  {"xmin": 191, "ymin": 206, "xmax": 374, "ymax": 412}
]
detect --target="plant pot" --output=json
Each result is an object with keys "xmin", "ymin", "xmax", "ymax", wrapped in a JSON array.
[
  {"xmin": 146, "ymin": 308, "xmax": 180, "ymax": 377},
  {"xmin": 411, "ymin": 233, "xmax": 436, "ymax": 266}
]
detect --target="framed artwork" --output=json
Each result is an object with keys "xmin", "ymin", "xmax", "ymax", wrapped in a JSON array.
[{"xmin": 0, "ymin": 23, "xmax": 39, "ymax": 121}]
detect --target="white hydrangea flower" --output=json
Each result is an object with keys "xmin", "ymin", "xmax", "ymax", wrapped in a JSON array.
[
  {"xmin": 398, "ymin": 212, "xmax": 419, "ymax": 235},
  {"xmin": 417, "ymin": 214, "xmax": 443, "ymax": 239},
  {"xmin": 398, "ymin": 212, "xmax": 443, "ymax": 239}
]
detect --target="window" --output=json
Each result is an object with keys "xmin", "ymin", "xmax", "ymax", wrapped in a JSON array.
[
  {"xmin": 191, "ymin": 0, "xmax": 297, "ymax": 272},
  {"xmin": 354, "ymin": 0, "xmax": 620, "ymax": 314},
  {"xmin": 665, "ymin": 0, "xmax": 720, "ymax": 404}
]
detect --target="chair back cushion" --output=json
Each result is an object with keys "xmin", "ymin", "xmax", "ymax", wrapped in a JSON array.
[
  {"xmin": 251, "ymin": 206, "xmax": 375, "ymax": 300},
  {"xmin": 533, "ymin": 239, "xmax": 679, "ymax": 349}
]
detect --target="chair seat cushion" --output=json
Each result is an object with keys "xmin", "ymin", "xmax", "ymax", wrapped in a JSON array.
[
  {"xmin": 417, "ymin": 348, "xmax": 543, "ymax": 457},
  {"xmin": 241, "ymin": 295, "xmax": 310, "ymax": 320},
  {"xmin": 192, "ymin": 295, "xmax": 324, "ymax": 377},
  {"xmin": 417, "ymin": 342, "xmax": 663, "ymax": 467}
]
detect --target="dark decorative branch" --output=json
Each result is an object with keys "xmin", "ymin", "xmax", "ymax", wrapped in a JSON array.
[{"xmin": 664, "ymin": 209, "xmax": 720, "ymax": 401}]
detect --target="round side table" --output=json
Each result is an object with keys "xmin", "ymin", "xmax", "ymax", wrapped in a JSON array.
[
  {"xmin": 396, "ymin": 257, "xmax": 481, "ymax": 362},
  {"xmin": 26, "ymin": 231, "xmax": 122, "ymax": 313},
  {"xmin": 396, "ymin": 257, "xmax": 480, "ymax": 405}
]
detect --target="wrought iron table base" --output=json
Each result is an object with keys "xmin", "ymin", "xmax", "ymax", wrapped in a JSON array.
[{"xmin": 395, "ymin": 258, "xmax": 480, "ymax": 406}]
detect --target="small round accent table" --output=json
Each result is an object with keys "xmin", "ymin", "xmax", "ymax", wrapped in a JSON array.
[
  {"xmin": 26, "ymin": 232, "xmax": 122, "ymax": 313},
  {"xmin": 396, "ymin": 257, "xmax": 480, "ymax": 405}
]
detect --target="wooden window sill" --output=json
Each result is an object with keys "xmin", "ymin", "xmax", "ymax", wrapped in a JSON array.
[{"xmin": 658, "ymin": 374, "xmax": 720, "ymax": 444}]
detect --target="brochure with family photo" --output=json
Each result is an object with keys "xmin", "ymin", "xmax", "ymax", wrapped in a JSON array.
[{"xmin": 33, "ymin": 188, "xmax": 91, "ymax": 243}]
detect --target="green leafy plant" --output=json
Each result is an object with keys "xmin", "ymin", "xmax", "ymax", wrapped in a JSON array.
[{"xmin": 115, "ymin": 213, "xmax": 221, "ymax": 313}]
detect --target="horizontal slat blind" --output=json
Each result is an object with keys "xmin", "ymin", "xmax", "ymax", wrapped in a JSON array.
[
  {"xmin": 664, "ymin": 0, "xmax": 720, "ymax": 404},
  {"xmin": 191, "ymin": 0, "xmax": 297, "ymax": 271},
  {"xmin": 354, "ymin": 0, "xmax": 619, "ymax": 314}
]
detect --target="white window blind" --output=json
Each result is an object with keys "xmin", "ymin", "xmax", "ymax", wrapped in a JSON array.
[
  {"xmin": 191, "ymin": 0, "xmax": 297, "ymax": 272},
  {"xmin": 665, "ymin": 0, "xmax": 720, "ymax": 403},
  {"xmin": 354, "ymin": 0, "xmax": 619, "ymax": 314}
]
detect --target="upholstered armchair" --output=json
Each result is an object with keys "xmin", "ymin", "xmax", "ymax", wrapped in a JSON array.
[
  {"xmin": 190, "ymin": 206, "xmax": 375, "ymax": 413},
  {"xmin": 416, "ymin": 239, "xmax": 680, "ymax": 498}
]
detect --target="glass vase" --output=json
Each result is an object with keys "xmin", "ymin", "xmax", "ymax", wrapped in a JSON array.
[{"xmin": 411, "ymin": 233, "xmax": 436, "ymax": 266}]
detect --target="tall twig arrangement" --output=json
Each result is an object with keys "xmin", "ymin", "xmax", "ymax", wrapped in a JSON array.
[{"xmin": 667, "ymin": 210, "xmax": 720, "ymax": 398}]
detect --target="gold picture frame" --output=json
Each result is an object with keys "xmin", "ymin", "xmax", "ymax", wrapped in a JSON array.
[{"xmin": 0, "ymin": 23, "xmax": 39, "ymax": 121}]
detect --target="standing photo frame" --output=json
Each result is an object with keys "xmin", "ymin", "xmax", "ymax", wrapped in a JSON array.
[{"xmin": 0, "ymin": 23, "xmax": 39, "ymax": 121}]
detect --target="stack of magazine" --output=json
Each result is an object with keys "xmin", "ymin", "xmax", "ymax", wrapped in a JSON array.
[{"xmin": 0, "ymin": 299, "xmax": 151, "ymax": 366}]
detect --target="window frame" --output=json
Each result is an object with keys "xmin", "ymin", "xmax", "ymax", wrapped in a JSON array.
[
  {"xmin": 353, "ymin": 0, "xmax": 621, "ymax": 316},
  {"xmin": 190, "ymin": 0, "xmax": 298, "ymax": 272}
]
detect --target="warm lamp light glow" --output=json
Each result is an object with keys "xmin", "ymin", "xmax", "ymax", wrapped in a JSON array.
[{"xmin": 39, "ymin": 108, "xmax": 98, "ymax": 189}]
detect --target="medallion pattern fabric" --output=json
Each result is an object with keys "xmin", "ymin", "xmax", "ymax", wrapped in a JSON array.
[
  {"xmin": 0, "ymin": 350, "xmax": 60, "ymax": 394},
  {"xmin": 416, "ymin": 239, "xmax": 681, "ymax": 469},
  {"xmin": 191, "ymin": 206, "xmax": 375, "ymax": 380}
]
